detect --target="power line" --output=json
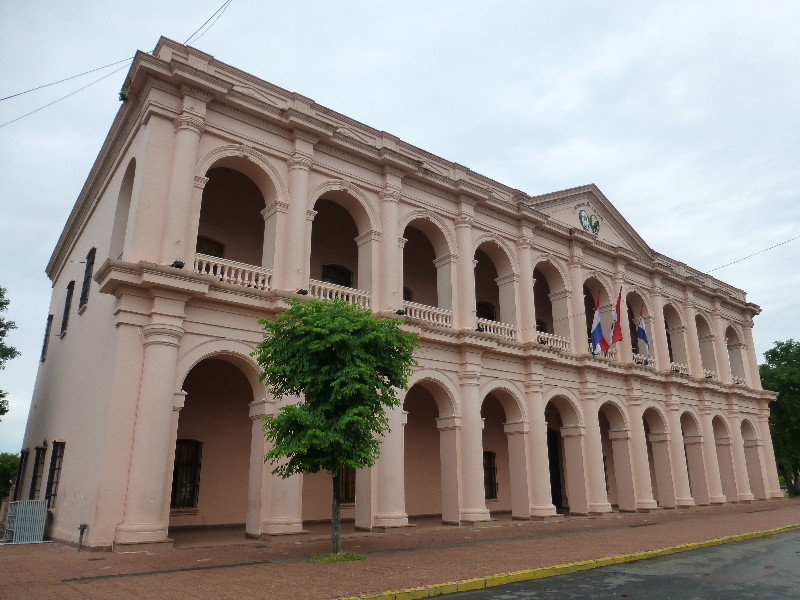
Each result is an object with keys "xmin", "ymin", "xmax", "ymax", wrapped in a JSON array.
[
  {"xmin": 708, "ymin": 235, "xmax": 800, "ymax": 272},
  {"xmin": 0, "ymin": 57, "xmax": 134, "ymax": 103},
  {"xmin": 185, "ymin": 0, "xmax": 232, "ymax": 45}
]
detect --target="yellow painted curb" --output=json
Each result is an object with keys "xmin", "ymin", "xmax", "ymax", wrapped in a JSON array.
[{"xmin": 341, "ymin": 523, "xmax": 800, "ymax": 599}]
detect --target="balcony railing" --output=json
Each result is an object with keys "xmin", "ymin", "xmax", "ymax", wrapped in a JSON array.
[
  {"xmin": 476, "ymin": 318, "xmax": 517, "ymax": 341},
  {"xmin": 670, "ymin": 362, "xmax": 689, "ymax": 375},
  {"xmin": 587, "ymin": 342, "xmax": 617, "ymax": 361},
  {"xmin": 732, "ymin": 375, "xmax": 747, "ymax": 385},
  {"xmin": 535, "ymin": 331, "xmax": 570, "ymax": 351},
  {"xmin": 193, "ymin": 254, "xmax": 272, "ymax": 291},
  {"xmin": 633, "ymin": 353, "xmax": 654, "ymax": 368},
  {"xmin": 308, "ymin": 279, "xmax": 371, "ymax": 309},
  {"xmin": 703, "ymin": 369, "xmax": 718, "ymax": 380},
  {"xmin": 402, "ymin": 301, "xmax": 453, "ymax": 328}
]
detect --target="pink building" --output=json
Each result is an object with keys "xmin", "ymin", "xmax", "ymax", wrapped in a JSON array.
[{"xmin": 16, "ymin": 37, "xmax": 781, "ymax": 550}]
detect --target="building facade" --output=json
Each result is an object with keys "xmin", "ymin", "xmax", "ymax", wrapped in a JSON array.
[{"xmin": 17, "ymin": 37, "xmax": 781, "ymax": 550}]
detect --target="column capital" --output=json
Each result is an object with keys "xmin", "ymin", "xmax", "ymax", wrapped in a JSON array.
[
  {"xmin": 495, "ymin": 273, "xmax": 519, "ymax": 286},
  {"xmin": 261, "ymin": 200, "xmax": 289, "ymax": 220},
  {"xmin": 503, "ymin": 420, "xmax": 529, "ymax": 435},
  {"xmin": 455, "ymin": 214, "xmax": 475, "ymax": 229},
  {"xmin": 193, "ymin": 175, "xmax": 209, "ymax": 189},
  {"xmin": 305, "ymin": 209, "xmax": 318, "ymax": 222},
  {"xmin": 141, "ymin": 323, "xmax": 184, "ymax": 347},
  {"xmin": 378, "ymin": 189, "xmax": 401, "ymax": 204},
  {"xmin": 250, "ymin": 397, "xmax": 276, "ymax": 419},
  {"xmin": 433, "ymin": 253, "xmax": 458, "ymax": 267},
  {"xmin": 173, "ymin": 113, "xmax": 205, "ymax": 135},
  {"xmin": 436, "ymin": 415, "xmax": 462, "ymax": 430},
  {"xmin": 173, "ymin": 390, "xmax": 187, "ymax": 411},
  {"xmin": 287, "ymin": 153, "xmax": 313, "ymax": 171},
  {"xmin": 355, "ymin": 230, "xmax": 381, "ymax": 246}
]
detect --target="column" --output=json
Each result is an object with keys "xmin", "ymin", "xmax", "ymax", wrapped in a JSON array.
[
  {"xmin": 711, "ymin": 303, "xmax": 732, "ymax": 384},
  {"xmin": 627, "ymin": 402, "xmax": 658, "ymax": 510},
  {"xmin": 433, "ymin": 253, "xmax": 457, "ymax": 311},
  {"xmin": 730, "ymin": 413, "xmax": 755, "ymax": 501},
  {"xmin": 455, "ymin": 200, "xmax": 476, "ymax": 330},
  {"xmin": 583, "ymin": 402, "xmax": 612, "ymax": 514},
  {"xmin": 504, "ymin": 421, "xmax": 532, "ymax": 519},
  {"xmin": 516, "ymin": 230, "xmax": 536, "ymax": 343},
  {"xmin": 608, "ymin": 429, "xmax": 637, "ymax": 512},
  {"xmin": 162, "ymin": 89, "xmax": 208, "ymax": 265},
  {"xmin": 560, "ymin": 425, "xmax": 589, "ymax": 515},
  {"xmin": 744, "ymin": 438, "xmax": 769, "ymax": 500},
  {"xmin": 496, "ymin": 273, "xmax": 520, "ymax": 326},
  {"xmin": 525, "ymin": 380, "xmax": 557, "ymax": 518},
  {"xmin": 379, "ymin": 184, "xmax": 402, "ymax": 312},
  {"xmin": 284, "ymin": 131, "xmax": 315, "ymax": 291},
  {"xmin": 458, "ymin": 368, "xmax": 490, "ymax": 522},
  {"xmin": 666, "ymin": 407, "xmax": 694, "ymax": 506},
  {"xmin": 186, "ymin": 175, "xmax": 208, "ymax": 267},
  {"xmin": 715, "ymin": 434, "xmax": 738, "ymax": 501},
  {"xmin": 683, "ymin": 434, "xmax": 710, "ymax": 505},
  {"xmin": 613, "ymin": 261, "xmax": 632, "ymax": 364},
  {"xmin": 742, "ymin": 319, "xmax": 762, "ymax": 388},
  {"xmin": 700, "ymin": 410, "xmax": 726, "ymax": 504},
  {"xmin": 649, "ymin": 279, "xmax": 671, "ymax": 371},
  {"xmin": 355, "ymin": 230, "xmax": 381, "ymax": 293},
  {"xmin": 373, "ymin": 406, "xmax": 409, "ymax": 527},
  {"xmin": 567, "ymin": 241, "xmax": 585, "ymax": 354},
  {"xmin": 758, "ymin": 415, "xmax": 783, "ymax": 498},
  {"xmin": 648, "ymin": 431, "xmax": 677, "ymax": 508},
  {"xmin": 682, "ymin": 292, "xmax": 703, "ymax": 377},
  {"xmin": 436, "ymin": 416, "xmax": 462, "ymax": 524},
  {"xmin": 246, "ymin": 397, "xmax": 272, "ymax": 536},
  {"xmin": 115, "ymin": 320, "xmax": 185, "ymax": 545},
  {"xmin": 261, "ymin": 199, "xmax": 289, "ymax": 285},
  {"xmin": 159, "ymin": 390, "xmax": 186, "ymax": 528}
]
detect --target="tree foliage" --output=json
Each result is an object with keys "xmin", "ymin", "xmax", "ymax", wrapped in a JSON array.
[
  {"xmin": 0, "ymin": 286, "xmax": 21, "ymax": 420},
  {"xmin": 0, "ymin": 452, "xmax": 20, "ymax": 499},
  {"xmin": 760, "ymin": 339, "xmax": 800, "ymax": 496},
  {"xmin": 253, "ymin": 298, "xmax": 418, "ymax": 552}
]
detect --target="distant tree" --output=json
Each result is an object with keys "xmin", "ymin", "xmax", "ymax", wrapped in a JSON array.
[
  {"xmin": 254, "ymin": 298, "xmax": 418, "ymax": 554},
  {"xmin": 0, "ymin": 286, "xmax": 21, "ymax": 420},
  {"xmin": 0, "ymin": 452, "xmax": 20, "ymax": 499},
  {"xmin": 760, "ymin": 339, "xmax": 800, "ymax": 496}
]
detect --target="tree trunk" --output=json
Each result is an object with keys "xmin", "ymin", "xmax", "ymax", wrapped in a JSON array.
[
  {"xmin": 789, "ymin": 469, "xmax": 800, "ymax": 496},
  {"xmin": 331, "ymin": 470, "xmax": 341, "ymax": 554}
]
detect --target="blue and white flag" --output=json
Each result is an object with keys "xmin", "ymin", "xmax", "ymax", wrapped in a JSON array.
[
  {"xmin": 590, "ymin": 294, "xmax": 608, "ymax": 354},
  {"xmin": 636, "ymin": 308, "xmax": 650, "ymax": 365}
]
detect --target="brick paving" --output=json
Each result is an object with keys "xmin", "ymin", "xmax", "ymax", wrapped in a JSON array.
[{"xmin": 1, "ymin": 498, "xmax": 798, "ymax": 600}]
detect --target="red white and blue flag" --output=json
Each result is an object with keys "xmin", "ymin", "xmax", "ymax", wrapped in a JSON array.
[
  {"xmin": 637, "ymin": 307, "xmax": 650, "ymax": 364},
  {"xmin": 590, "ymin": 293, "xmax": 609, "ymax": 354},
  {"xmin": 606, "ymin": 287, "xmax": 624, "ymax": 348}
]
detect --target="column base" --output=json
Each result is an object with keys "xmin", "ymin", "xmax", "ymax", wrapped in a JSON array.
[
  {"xmin": 373, "ymin": 512, "xmax": 409, "ymax": 528},
  {"xmin": 588, "ymin": 501, "xmax": 612, "ymax": 514},
  {"xmin": 709, "ymin": 494, "xmax": 727, "ymax": 504},
  {"xmin": 737, "ymin": 493, "xmax": 755, "ymax": 502},
  {"xmin": 530, "ymin": 504, "xmax": 558, "ymax": 518},
  {"xmin": 460, "ymin": 508, "xmax": 491, "ymax": 522},
  {"xmin": 115, "ymin": 522, "xmax": 169, "ymax": 545},
  {"xmin": 675, "ymin": 497, "xmax": 695, "ymax": 508},
  {"xmin": 261, "ymin": 517, "xmax": 304, "ymax": 535},
  {"xmin": 770, "ymin": 492, "xmax": 786, "ymax": 499},
  {"xmin": 635, "ymin": 498, "xmax": 659, "ymax": 511}
]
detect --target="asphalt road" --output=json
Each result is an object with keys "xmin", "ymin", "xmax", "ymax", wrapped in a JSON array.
[{"xmin": 450, "ymin": 530, "xmax": 800, "ymax": 599}]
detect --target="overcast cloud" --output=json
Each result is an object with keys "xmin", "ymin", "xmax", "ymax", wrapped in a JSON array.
[{"xmin": 1, "ymin": 1, "xmax": 799, "ymax": 452}]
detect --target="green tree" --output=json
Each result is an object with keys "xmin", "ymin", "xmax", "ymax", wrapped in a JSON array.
[
  {"xmin": 760, "ymin": 339, "xmax": 800, "ymax": 496},
  {"xmin": 254, "ymin": 298, "xmax": 418, "ymax": 554},
  {"xmin": 0, "ymin": 286, "xmax": 21, "ymax": 420},
  {"xmin": 0, "ymin": 452, "xmax": 20, "ymax": 499}
]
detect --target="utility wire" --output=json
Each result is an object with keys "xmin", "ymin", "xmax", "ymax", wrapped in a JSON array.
[
  {"xmin": 708, "ymin": 235, "xmax": 800, "ymax": 272},
  {"xmin": 0, "ymin": 57, "xmax": 134, "ymax": 103},
  {"xmin": 184, "ymin": 0, "xmax": 232, "ymax": 45}
]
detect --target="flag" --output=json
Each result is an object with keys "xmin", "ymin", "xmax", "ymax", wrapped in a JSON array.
[
  {"xmin": 637, "ymin": 307, "xmax": 650, "ymax": 365},
  {"xmin": 590, "ymin": 293, "xmax": 609, "ymax": 354},
  {"xmin": 606, "ymin": 287, "xmax": 623, "ymax": 347}
]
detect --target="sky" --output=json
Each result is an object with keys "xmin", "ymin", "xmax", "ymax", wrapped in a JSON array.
[{"xmin": 1, "ymin": 1, "xmax": 799, "ymax": 453}]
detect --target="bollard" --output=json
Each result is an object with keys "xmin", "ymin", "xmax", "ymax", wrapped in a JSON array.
[{"xmin": 77, "ymin": 523, "xmax": 88, "ymax": 551}]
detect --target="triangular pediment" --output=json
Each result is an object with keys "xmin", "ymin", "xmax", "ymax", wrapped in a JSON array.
[
  {"xmin": 230, "ymin": 84, "xmax": 287, "ymax": 109},
  {"xmin": 529, "ymin": 184, "xmax": 654, "ymax": 258}
]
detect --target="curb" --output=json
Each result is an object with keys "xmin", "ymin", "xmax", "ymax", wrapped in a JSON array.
[{"xmin": 338, "ymin": 523, "xmax": 800, "ymax": 600}]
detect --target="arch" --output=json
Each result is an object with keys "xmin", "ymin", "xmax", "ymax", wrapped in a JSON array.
[
  {"xmin": 695, "ymin": 313, "xmax": 718, "ymax": 373},
  {"xmin": 196, "ymin": 143, "xmax": 286, "ymax": 207},
  {"xmin": 307, "ymin": 179, "xmax": 379, "ymax": 234},
  {"xmin": 725, "ymin": 324, "xmax": 747, "ymax": 381},
  {"xmin": 406, "ymin": 369, "xmax": 460, "ymax": 417},
  {"xmin": 596, "ymin": 394, "xmax": 631, "ymax": 430},
  {"xmin": 473, "ymin": 233, "xmax": 520, "ymax": 276},
  {"xmin": 398, "ymin": 209, "xmax": 457, "ymax": 258},
  {"xmin": 479, "ymin": 380, "xmax": 527, "ymax": 422},
  {"xmin": 542, "ymin": 387, "xmax": 584, "ymax": 426},
  {"xmin": 641, "ymin": 402, "xmax": 669, "ymax": 434},
  {"xmin": 532, "ymin": 255, "xmax": 570, "ymax": 293},
  {"xmin": 712, "ymin": 413, "xmax": 737, "ymax": 501},
  {"xmin": 679, "ymin": 408, "xmax": 702, "ymax": 436},
  {"xmin": 711, "ymin": 413, "xmax": 731, "ymax": 438},
  {"xmin": 109, "ymin": 157, "xmax": 136, "ymax": 260},
  {"xmin": 175, "ymin": 338, "xmax": 265, "ymax": 398},
  {"xmin": 533, "ymin": 257, "xmax": 571, "ymax": 338},
  {"xmin": 740, "ymin": 416, "xmax": 759, "ymax": 441}
]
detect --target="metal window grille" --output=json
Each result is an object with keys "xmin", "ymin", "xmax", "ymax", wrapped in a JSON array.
[
  {"xmin": 44, "ymin": 442, "xmax": 65, "ymax": 509},
  {"xmin": 28, "ymin": 446, "xmax": 46, "ymax": 500},
  {"xmin": 476, "ymin": 301, "xmax": 496, "ymax": 321},
  {"xmin": 196, "ymin": 236, "xmax": 224, "ymax": 258},
  {"xmin": 40, "ymin": 315, "xmax": 53, "ymax": 362},
  {"xmin": 171, "ymin": 440, "xmax": 202, "ymax": 509},
  {"xmin": 60, "ymin": 281, "xmax": 75, "ymax": 334},
  {"xmin": 483, "ymin": 451, "xmax": 498, "ymax": 500},
  {"xmin": 78, "ymin": 247, "xmax": 96, "ymax": 308},
  {"xmin": 13, "ymin": 450, "xmax": 28, "ymax": 501},
  {"xmin": 338, "ymin": 467, "xmax": 356, "ymax": 504},
  {"xmin": 321, "ymin": 264, "xmax": 353, "ymax": 288}
]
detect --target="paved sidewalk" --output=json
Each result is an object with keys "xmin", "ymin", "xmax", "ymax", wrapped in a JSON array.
[{"xmin": 1, "ymin": 498, "xmax": 798, "ymax": 600}]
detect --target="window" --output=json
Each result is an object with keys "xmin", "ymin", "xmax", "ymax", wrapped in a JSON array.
[
  {"xmin": 40, "ymin": 315, "xmax": 53, "ymax": 361},
  {"xmin": 322, "ymin": 264, "xmax": 353, "ymax": 288},
  {"xmin": 60, "ymin": 281, "xmax": 75, "ymax": 335},
  {"xmin": 29, "ymin": 445, "xmax": 47, "ymax": 500},
  {"xmin": 13, "ymin": 450, "xmax": 28, "ymax": 501},
  {"xmin": 483, "ymin": 451, "xmax": 498, "ymax": 500},
  {"xmin": 476, "ymin": 301, "xmax": 496, "ymax": 321},
  {"xmin": 171, "ymin": 439, "xmax": 202, "ymax": 509},
  {"xmin": 338, "ymin": 467, "xmax": 356, "ymax": 504},
  {"xmin": 45, "ymin": 442, "xmax": 65, "ymax": 509},
  {"xmin": 196, "ymin": 236, "xmax": 224, "ymax": 258},
  {"xmin": 78, "ymin": 247, "xmax": 96, "ymax": 308}
]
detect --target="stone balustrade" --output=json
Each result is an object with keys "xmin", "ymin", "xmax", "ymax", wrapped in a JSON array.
[
  {"xmin": 587, "ymin": 342, "xmax": 618, "ymax": 361},
  {"xmin": 535, "ymin": 331, "xmax": 570, "ymax": 351},
  {"xmin": 194, "ymin": 254, "xmax": 272, "ymax": 291},
  {"xmin": 633, "ymin": 353, "xmax": 654, "ymax": 368},
  {"xmin": 670, "ymin": 362, "xmax": 690, "ymax": 375},
  {"xmin": 308, "ymin": 279, "xmax": 371, "ymax": 309},
  {"xmin": 402, "ymin": 301, "xmax": 453, "ymax": 327},
  {"xmin": 703, "ymin": 369, "xmax": 718, "ymax": 380},
  {"xmin": 476, "ymin": 318, "xmax": 517, "ymax": 340},
  {"xmin": 732, "ymin": 375, "xmax": 747, "ymax": 385}
]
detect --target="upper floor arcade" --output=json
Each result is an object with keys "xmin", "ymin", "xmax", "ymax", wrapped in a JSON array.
[{"xmin": 49, "ymin": 37, "xmax": 764, "ymax": 394}]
